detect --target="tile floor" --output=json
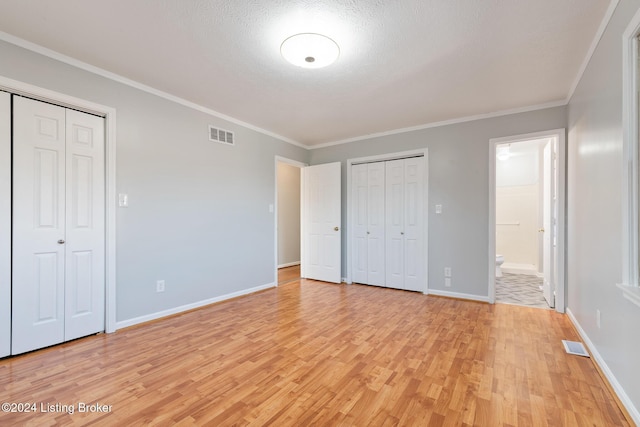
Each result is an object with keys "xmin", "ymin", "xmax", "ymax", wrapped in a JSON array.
[{"xmin": 495, "ymin": 272, "xmax": 550, "ymax": 309}]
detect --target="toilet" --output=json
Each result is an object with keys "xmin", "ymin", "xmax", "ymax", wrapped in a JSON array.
[{"xmin": 495, "ymin": 254, "xmax": 505, "ymax": 277}]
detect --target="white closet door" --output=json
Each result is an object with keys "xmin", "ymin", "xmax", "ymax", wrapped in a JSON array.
[
  {"xmin": 64, "ymin": 109, "xmax": 105, "ymax": 340},
  {"xmin": 402, "ymin": 157, "xmax": 424, "ymax": 292},
  {"xmin": 302, "ymin": 162, "xmax": 342, "ymax": 283},
  {"xmin": 0, "ymin": 92, "xmax": 10, "ymax": 358},
  {"xmin": 385, "ymin": 159, "xmax": 405, "ymax": 289},
  {"xmin": 352, "ymin": 164, "xmax": 368, "ymax": 284},
  {"xmin": 12, "ymin": 96, "xmax": 67, "ymax": 354},
  {"xmin": 367, "ymin": 162, "xmax": 385, "ymax": 286},
  {"xmin": 12, "ymin": 97, "xmax": 105, "ymax": 355}
]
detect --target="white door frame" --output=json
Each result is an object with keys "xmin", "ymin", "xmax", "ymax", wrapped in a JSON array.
[
  {"xmin": 0, "ymin": 75, "xmax": 118, "ymax": 333},
  {"xmin": 346, "ymin": 148, "xmax": 429, "ymax": 292},
  {"xmin": 274, "ymin": 156, "xmax": 307, "ymax": 285},
  {"xmin": 489, "ymin": 129, "xmax": 566, "ymax": 312}
]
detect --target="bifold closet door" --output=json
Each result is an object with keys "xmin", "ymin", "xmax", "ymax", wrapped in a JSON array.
[
  {"xmin": 385, "ymin": 157, "xmax": 424, "ymax": 292},
  {"xmin": 352, "ymin": 162, "xmax": 385, "ymax": 286},
  {"xmin": 12, "ymin": 96, "xmax": 105, "ymax": 355},
  {"xmin": 0, "ymin": 91, "xmax": 10, "ymax": 358}
]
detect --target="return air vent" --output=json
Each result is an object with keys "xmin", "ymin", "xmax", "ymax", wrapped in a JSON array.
[{"xmin": 209, "ymin": 125, "xmax": 234, "ymax": 146}]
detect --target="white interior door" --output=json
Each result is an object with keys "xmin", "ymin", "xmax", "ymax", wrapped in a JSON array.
[
  {"xmin": 302, "ymin": 162, "xmax": 342, "ymax": 283},
  {"xmin": 352, "ymin": 164, "xmax": 368, "ymax": 284},
  {"xmin": 64, "ymin": 109, "xmax": 105, "ymax": 341},
  {"xmin": 12, "ymin": 96, "xmax": 67, "ymax": 354},
  {"xmin": 367, "ymin": 163, "xmax": 386, "ymax": 286},
  {"xmin": 12, "ymin": 96, "xmax": 105, "ymax": 355},
  {"xmin": 385, "ymin": 159, "xmax": 405, "ymax": 289},
  {"xmin": 402, "ymin": 157, "xmax": 424, "ymax": 292},
  {"xmin": 0, "ymin": 91, "xmax": 10, "ymax": 358},
  {"xmin": 542, "ymin": 141, "xmax": 555, "ymax": 308}
]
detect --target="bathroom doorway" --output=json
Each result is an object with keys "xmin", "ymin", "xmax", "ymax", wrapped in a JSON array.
[
  {"xmin": 489, "ymin": 130, "xmax": 566, "ymax": 312},
  {"xmin": 275, "ymin": 157, "xmax": 305, "ymax": 285}
]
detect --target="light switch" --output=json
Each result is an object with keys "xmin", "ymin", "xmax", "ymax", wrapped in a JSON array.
[
  {"xmin": 435, "ymin": 204, "xmax": 442, "ymax": 214},
  {"xmin": 118, "ymin": 193, "xmax": 129, "ymax": 207}
]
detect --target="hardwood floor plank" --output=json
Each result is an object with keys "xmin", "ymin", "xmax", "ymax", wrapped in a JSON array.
[{"xmin": 0, "ymin": 280, "xmax": 632, "ymax": 426}]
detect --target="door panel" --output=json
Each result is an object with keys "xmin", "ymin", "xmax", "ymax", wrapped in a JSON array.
[
  {"xmin": 367, "ymin": 163, "xmax": 385, "ymax": 286},
  {"xmin": 12, "ymin": 96, "xmax": 66, "ymax": 354},
  {"xmin": 352, "ymin": 164, "xmax": 368, "ymax": 283},
  {"xmin": 302, "ymin": 162, "xmax": 341, "ymax": 283},
  {"xmin": 403, "ymin": 157, "xmax": 424, "ymax": 291},
  {"xmin": 0, "ymin": 91, "xmax": 9, "ymax": 357},
  {"xmin": 64, "ymin": 109, "xmax": 105, "ymax": 340},
  {"xmin": 386, "ymin": 159, "xmax": 404, "ymax": 289}
]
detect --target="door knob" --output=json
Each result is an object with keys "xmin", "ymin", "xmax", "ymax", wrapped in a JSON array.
[
  {"xmin": 57, "ymin": 239, "xmax": 65, "ymax": 244},
  {"xmin": 401, "ymin": 232, "xmax": 404, "ymax": 235},
  {"xmin": 334, "ymin": 226, "xmax": 340, "ymax": 231}
]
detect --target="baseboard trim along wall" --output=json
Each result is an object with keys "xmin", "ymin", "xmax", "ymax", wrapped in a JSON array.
[
  {"xmin": 116, "ymin": 282, "xmax": 276, "ymax": 330},
  {"xmin": 566, "ymin": 308, "xmax": 640, "ymax": 425},
  {"xmin": 427, "ymin": 289, "xmax": 491, "ymax": 303},
  {"xmin": 278, "ymin": 261, "xmax": 300, "ymax": 269}
]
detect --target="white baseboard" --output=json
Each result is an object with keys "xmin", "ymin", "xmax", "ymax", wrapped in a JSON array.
[
  {"xmin": 566, "ymin": 308, "xmax": 640, "ymax": 425},
  {"xmin": 116, "ymin": 282, "xmax": 276, "ymax": 330},
  {"xmin": 278, "ymin": 261, "xmax": 300, "ymax": 269},
  {"xmin": 427, "ymin": 289, "xmax": 491, "ymax": 303},
  {"xmin": 502, "ymin": 262, "xmax": 538, "ymax": 276}
]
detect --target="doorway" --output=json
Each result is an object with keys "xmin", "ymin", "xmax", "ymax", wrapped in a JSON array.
[
  {"xmin": 275, "ymin": 157, "xmax": 304, "ymax": 285},
  {"xmin": 489, "ymin": 129, "xmax": 566, "ymax": 312}
]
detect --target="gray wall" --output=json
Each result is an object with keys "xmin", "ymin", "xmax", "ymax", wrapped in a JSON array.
[
  {"xmin": 0, "ymin": 40, "xmax": 308, "ymax": 323},
  {"xmin": 277, "ymin": 162, "xmax": 301, "ymax": 266},
  {"xmin": 310, "ymin": 107, "xmax": 566, "ymax": 299},
  {"xmin": 567, "ymin": 0, "xmax": 640, "ymax": 415}
]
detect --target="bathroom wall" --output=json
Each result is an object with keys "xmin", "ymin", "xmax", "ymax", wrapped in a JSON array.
[{"xmin": 495, "ymin": 141, "xmax": 541, "ymax": 273}]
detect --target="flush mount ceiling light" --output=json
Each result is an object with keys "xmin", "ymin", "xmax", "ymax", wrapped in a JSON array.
[{"xmin": 280, "ymin": 33, "xmax": 340, "ymax": 69}]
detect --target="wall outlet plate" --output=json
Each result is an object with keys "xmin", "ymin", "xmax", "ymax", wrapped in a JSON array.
[{"xmin": 156, "ymin": 280, "xmax": 165, "ymax": 293}]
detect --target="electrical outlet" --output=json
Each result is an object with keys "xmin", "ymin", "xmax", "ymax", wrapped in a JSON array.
[
  {"xmin": 444, "ymin": 267, "xmax": 452, "ymax": 277},
  {"xmin": 596, "ymin": 309, "xmax": 601, "ymax": 329},
  {"xmin": 445, "ymin": 278, "xmax": 451, "ymax": 287},
  {"xmin": 156, "ymin": 280, "xmax": 165, "ymax": 293}
]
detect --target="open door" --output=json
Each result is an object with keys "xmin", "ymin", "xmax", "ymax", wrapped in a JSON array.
[
  {"xmin": 301, "ymin": 162, "xmax": 342, "ymax": 283},
  {"xmin": 542, "ymin": 140, "xmax": 555, "ymax": 308}
]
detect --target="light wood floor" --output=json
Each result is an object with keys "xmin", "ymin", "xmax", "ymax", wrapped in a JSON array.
[
  {"xmin": 278, "ymin": 265, "xmax": 300, "ymax": 285},
  {"xmin": 0, "ymin": 279, "xmax": 630, "ymax": 426}
]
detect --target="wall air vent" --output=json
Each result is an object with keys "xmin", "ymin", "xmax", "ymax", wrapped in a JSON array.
[{"xmin": 209, "ymin": 125, "xmax": 235, "ymax": 146}]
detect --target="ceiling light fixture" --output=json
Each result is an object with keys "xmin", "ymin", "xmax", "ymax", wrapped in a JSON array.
[{"xmin": 280, "ymin": 33, "xmax": 340, "ymax": 69}]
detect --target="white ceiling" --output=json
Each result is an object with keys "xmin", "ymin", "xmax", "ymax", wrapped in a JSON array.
[{"xmin": 0, "ymin": 0, "xmax": 612, "ymax": 147}]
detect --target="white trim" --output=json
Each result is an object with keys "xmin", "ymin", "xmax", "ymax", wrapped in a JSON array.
[
  {"xmin": 274, "ymin": 156, "xmax": 307, "ymax": 286},
  {"xmin": 278, "ymin": 261, "xmax": 301, "ymax": 269},
  {"xmin": 346, "ymin": 149, "xmax": 429, "ymax": 292},
  {"xmin": 489, "ymin": 129, "xmax": 566, "ymax": 312},
  {"xmin": 621, "ymin": 10, "xmax": 640, "ymax": 289},
  {"xmin": 617, "ymin": 283, "xmax": 640, "ymax": 308},
  {"xmin": 427, "ymin": 289, "xmax": 491, "ymax": 304},
  {"xmin": 0, "ymin": 31, "xmax": 305, "ymax": 149},
  {"xmin": 0, "ymin": 75, "xmax": 118, "ymax": 334},
  {"xmin": 566, "ymin": 0, "xmax": 620, "ymax": 103},
  {"xmin": 116, "ymin": 282, "xmax": 276, "ymax": 330},
  {"xmin": 566, "ymin": 308, "xmax": 640, "ymax": 425},
  {"xmin": 0, "ymin": 91, "xmax": 10, "ymax": 357},
  {"xmin": 311, "ymin": 101, "xmax": 566, "ymax": 149}
]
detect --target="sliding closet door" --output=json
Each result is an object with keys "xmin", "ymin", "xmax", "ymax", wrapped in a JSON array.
[
  {"xmin": 12, "ymin": 96, "xmax": 105, "ymax": 355},
  {"xmin": 12, "ymin": 96, "xmax": 67, "ymax": 354},
  {"xmin": 0, "ymin": 92, "xmax": 10, "ymax": 358}
]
